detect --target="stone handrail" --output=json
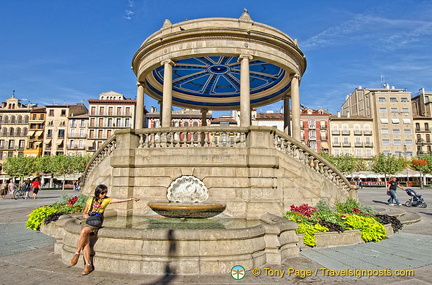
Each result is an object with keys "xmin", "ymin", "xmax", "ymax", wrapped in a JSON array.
[
  {"xmin": 82, "ymin": 135, "xmax": 117, "ymax": 185},
  {"xmin": 82, "ymin": 126, "xmax": 354, "ymax": 196},
  {"xmin": 271, "ymin": 128, "xmax": 354, "ymax": 196}
]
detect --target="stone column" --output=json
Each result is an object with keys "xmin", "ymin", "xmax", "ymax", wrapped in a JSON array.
[
  {"xmin": 291, "ymin": 74, "xmax": 301, "ymax": 141},
  {"xmin": 283, "ymin": 95, "xmax": 291, "ymax": 136},
  {"xmin": 161, "ymin": 59, "xmax": 175, "ymax": 128},
  {"xmin": 158, "ymin": 101, "xmax": 162, "ymax": 127},
  {"xmin": 239, "ymin": 54, "xmax": 253, "ymax": 127},
  {"xmin": 201, "ymin": 109, "xmax": 208, "ymax": 126},
  {"xmin": 135, "ymin": 82, "xmax": 144, "ymax": 129}
]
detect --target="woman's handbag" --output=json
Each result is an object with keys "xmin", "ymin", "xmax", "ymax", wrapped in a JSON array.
[
  {"xmin": 85, "ymin": 198, "xmax": 103, "ymax": 227},
  {"xmin": 86, "ymin": 214, "xmax": 103, "ymax": 227}
]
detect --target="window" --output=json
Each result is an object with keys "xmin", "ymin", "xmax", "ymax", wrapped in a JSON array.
[
  {"xmin": 69, "ymin": 140, "xmax": 75, "ymax": 148},
  {"xmin": 380, "ymin": 118, "xmax": 389, "ymax": 123},
  {"xmin": 402, "ymin": 108, "xmax": 409, "ymax": 114},
  {"xmin": 381, "ymin": 128, "xmax": 389, "ymax": 134},
  {"xmin": 393, "ymin": 129, "xmax": 401, "ymax": 134},
  {"xmin": 356, "ymin": 149, "xmax": 362, "ymax": 157},
  {"xmin": 405, "ymin": 140, "xmax": 413, "ymax": 145},
  {"xmin": 126, "ymin": 107, "xmax": 131, "ymax": 116},
  {"xmin": 425, "ymin": 123, "xmax": 429, "ymax": 131},
  {"xmin": 379, "ymin": 108, "xmax": 387, "ymax": 113},
  {"xmin": 394, "ymin": 139, "xmax": 401, "ymax": 145},
  {"xmin": 403, "ymin": 118, "xmax": 411, "ymax": 124},
  {"xmin": 58, "ymin": 129, "xmax": 65, "ymax": 138},
  {"xmin": 382, "ymin": 139, "xmax": 390, "ymax": 145},
  {"xmin": 47, "ymin": 129, "xmax": 52, "ymax": 138},
  {"xmin": 100, "ymin": 107, "xmax": 105, "ymax": 115},
  {"xmin": 49, "ymin": 110, "xmax": 54, "ymax": 116},
  {"xmin": 71, "ymin": 120, "xmax": 76, "ymax": 128},
  {"xmin": 391, "ymin": 118, "xmax": 400, "ymax": 124},
  {"xmin": 117, "ymin": 107, "xmax": 122, "ymax": 116},
  {"xmin": 390, "ymin": 97, "xmax": 398, "ymax": 102},
  {"xmin": 401, "ymin": 97, "xmax": 409, "ymax": 102},
  {"xmin": 379, "ymin": 97, "xmax": 386, "ymax": 102},
  {"xmin": 91, "ymin": 107, "xmax": 96, "ymax": 115},
  {"xmin": 61, "ymin": 109, "xmax": 66, "ymax": 116},
  {"xmin": 391, "ymin": 108, "xmax": 398, "ymax": 113}
]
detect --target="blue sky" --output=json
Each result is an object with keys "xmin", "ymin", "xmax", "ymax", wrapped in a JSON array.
[{"xmin": 1, "ymin": 0, "xmax": 431, "ymax": 115}]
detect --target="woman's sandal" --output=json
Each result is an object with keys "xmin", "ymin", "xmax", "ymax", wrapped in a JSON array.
[{"xmin": 70, "ymin": 253, "xmax": 80, "ymax": 266}]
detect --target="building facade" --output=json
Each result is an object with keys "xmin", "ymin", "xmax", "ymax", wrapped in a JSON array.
[
  {"xmin": 0, "ymin": 95, "xmax": 31, "ymax": 163},
  {"xmin": 87, "ymin": 91, "xmax": 137, "ymax": 154},
  {"xmin": 341, "ymin": 86, "xmax": 416, "ymax": 157}
]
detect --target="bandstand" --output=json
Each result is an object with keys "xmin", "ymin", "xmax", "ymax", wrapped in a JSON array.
[{"xmin": 50, "ymin": 12, "xmax": 358, "ymax": 275}]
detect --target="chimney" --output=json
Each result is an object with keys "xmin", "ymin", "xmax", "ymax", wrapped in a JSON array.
[
  {"xmin": 347, "ymin": 111, "xmax": 350, "ymax": 118},
  {"xmin": 337, "ymin": 111, "xmax": 341, "ymax": 118}
]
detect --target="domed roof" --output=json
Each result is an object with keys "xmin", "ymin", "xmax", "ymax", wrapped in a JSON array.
[{"xmin": 132, "ymin": 11, "xmax": 306, "ymax": 110}]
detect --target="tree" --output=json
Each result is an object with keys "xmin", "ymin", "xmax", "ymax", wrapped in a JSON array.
[
  {"xmin": 3, "ymin": 156, "xmax": 36, "ymax": 180},
  {"xmin": 333, "ymin": 154, "xmax": 358, "ymax": 176},
  {"xmin": 411, "ymin": 159, "xmax": 428, "ymax": 189},
  {"xmin": 371, "ymin": 153, "xmax": 405, "ymax": 184}
]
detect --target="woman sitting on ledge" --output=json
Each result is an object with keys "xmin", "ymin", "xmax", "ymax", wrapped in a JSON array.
[{"xmin": 70, "ymin": 184, "xmax": 140, "ymax": 275}]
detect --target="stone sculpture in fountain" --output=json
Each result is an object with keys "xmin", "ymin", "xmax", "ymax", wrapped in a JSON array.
[{"xmin": 147, "ymin": 175, "xmax": 226, "ymax": 218}]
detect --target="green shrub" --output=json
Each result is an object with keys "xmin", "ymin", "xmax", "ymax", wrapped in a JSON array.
[
  {"xmin": 343, "ymin": 215, "xmax": 387, "ymax": 242},
  {"xmin": 26, "ymin": 206, "xmax": 59, "ymax": 230},
  {"xmin": 296, "ymin": 223, "xmax": 329, "ymax": 247}
]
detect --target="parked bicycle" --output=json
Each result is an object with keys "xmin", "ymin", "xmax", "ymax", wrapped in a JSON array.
[{"xmin": 13, "ymin": 186, "xmax": 26, "ymax": 200}]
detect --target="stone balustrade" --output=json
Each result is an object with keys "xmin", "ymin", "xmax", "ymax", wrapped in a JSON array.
[{"xmin": 82, "ymin": 126, "xmax": 354, "ymax": 199}]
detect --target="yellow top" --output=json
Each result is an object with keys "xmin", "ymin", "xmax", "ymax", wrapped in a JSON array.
[{"xmin": 86, "ymin": 197, "xmax": 112, "ymax": 214}]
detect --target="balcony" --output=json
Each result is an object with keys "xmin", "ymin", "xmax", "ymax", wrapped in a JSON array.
[
  {"xmin": 354, "ymin": 130, "xmax": 362, "ymax": 135},
  {"xmin": 354, "ymin": 142, "xmax": 363, "ymax": 147},
  {"xmin": 331, "ymin": 130, "xmax": 340, "ymax": 135},
  {"xmin": 332, "ymin": 142, "xmax": 341, "ymax": 147},
  {"xmin": 363, "ymin": 130, "xmax": 372, "ymax": 136},
  {"xmin": 341, "ymin": 130, "xmax": 351, "ymax": 135},
  {"xmin": 342, "ymin": 142, "xmax": 351, "ymax": 147},
  {"xmin": 364, "ymin": 143, "xmax": 373, "ymax": 148}
]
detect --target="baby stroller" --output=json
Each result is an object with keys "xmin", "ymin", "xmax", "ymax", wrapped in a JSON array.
[{"xmin": 404, "ymin": 188, "xmax": 427, "ymax": 208}]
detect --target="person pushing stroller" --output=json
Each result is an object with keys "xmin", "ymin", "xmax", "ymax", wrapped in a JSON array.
[{"xmin": 387, "ymin": 177, "xmax": 405, "ymax": 206}]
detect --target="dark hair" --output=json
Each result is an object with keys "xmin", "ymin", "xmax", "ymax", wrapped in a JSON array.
[{"xmin": 94, "ymin": 184, "xmax": 108, "ymax": 199}]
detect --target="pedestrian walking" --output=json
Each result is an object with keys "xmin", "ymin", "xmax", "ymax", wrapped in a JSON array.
[
  {"xmin": 31, "ymin": 177, "xmax": 41, "ymax": 199},
  {"xmin": 7, "ymin": 179, "xmax": 16, "ymax": 199},
  {"xmin": 22, "ymin": 178, "xmax": 32, "ymax": 199},
  {"xmin": 387, "ymin": 177, "xmax": 404, "ymax": 206},
  {"xmin": 0, "ymin": 180, "xmax": 7, "ymax": 199}
]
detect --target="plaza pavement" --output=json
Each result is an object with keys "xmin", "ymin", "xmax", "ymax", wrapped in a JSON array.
[{"xmin": 0, "ymin": 188, "xmax": 431, "ymax": 284}]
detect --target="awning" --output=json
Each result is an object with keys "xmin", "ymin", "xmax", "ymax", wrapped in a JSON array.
[
  {"xmin": 27, "ymin": 130, "xmax": 35, "ymax": 136},
  {"xmin": 34, "ymin": 142, "xmax": 41, "ymax": 146},
  {"xmin": 321, "ymin": 142, "xmax": 329, "ymax": 149},
  {"xmin": 35, "ymin": 131, "xmax": 43, "ymax": 137},
  {"xmin": 57, "ymin": 139, "xmax": 64, "ymax": 145},
  {"xmin": 45, "ymin": 139, "xmax": 51, "ymax": 145}
]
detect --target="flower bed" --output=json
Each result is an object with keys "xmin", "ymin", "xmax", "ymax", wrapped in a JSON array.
[
  {"xmin": 26, "ymin": 193, "xmax": 87, "ymax": 230},
  {"xmin": 284, "ymin": 199, "xmax": 402, "ymax": 247}
]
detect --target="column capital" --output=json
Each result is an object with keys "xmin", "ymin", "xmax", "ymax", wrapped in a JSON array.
[
  {"xmin": 136, "ymin": 81, "xmax": 143, "ymax": 87},
  {"xmin": 238, "ymin": 54, "xmax": 253, "ymax": 61},
  {"xmin": 291, "ymin": 73, "xmax": 300, "ymax": 80},
  {"xmin": 161, "ymin": 59, "xmax": 175, "ymax": 66}
]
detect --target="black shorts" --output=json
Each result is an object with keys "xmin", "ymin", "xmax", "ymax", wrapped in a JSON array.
[{"xmin": 33, "ymin": 188, "xmax": 40, "ymax": 194}]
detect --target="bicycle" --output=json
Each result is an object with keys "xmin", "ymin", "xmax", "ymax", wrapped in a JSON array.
[{"xmin": 13, "ymin": 186, "xmax": 26, "ymax": 200}]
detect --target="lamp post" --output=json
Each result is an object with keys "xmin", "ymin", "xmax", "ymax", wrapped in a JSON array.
[{"xmin": 404, "ymin": 144, "xmax": 409, "ymax": 185}]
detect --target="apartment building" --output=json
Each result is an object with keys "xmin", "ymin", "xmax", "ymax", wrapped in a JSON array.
[
  {"xmin": 24, "ymin": 106, "xmax": 46, "ymax": 157},
  {"xmin": 300, "ymin": 108, "xmax": 331, "ymax": 153},
  {"xmin": 411, "ymin": 88, "xmax": 432, "ymax": 155},
  {"xmin": 43, "ymin": 104, "xmax": 88, "ymax": 156},
  {"xmin": 341, "ymin": 86, "xmax": 416, "ymax": 157},
  {"xmin": 66, "ymin": 113, "xmax": 88, "ymax": 156},
  {"xmin": 146, "ymin": 107, "xmax": 212, "ymax": 128},
  {"xmin": 87, "ymin": 91, "xmax": 137, "ymax": 153},
  {"xmin": 0, "ymin": 94, "xmax": 31, "ymax": 163},
  {"xmin": 329, "ymin": 113, "xmax": 374, "ymax": 158}
]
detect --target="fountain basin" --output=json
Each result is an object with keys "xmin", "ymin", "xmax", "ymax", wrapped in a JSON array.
[
  {"xmin": 40, "ymin": 212, "xmax": 300, "ymax": 275},
  {"xmin": 148, "ymin": 202, "xmax": 226, "ymax": 218}
]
